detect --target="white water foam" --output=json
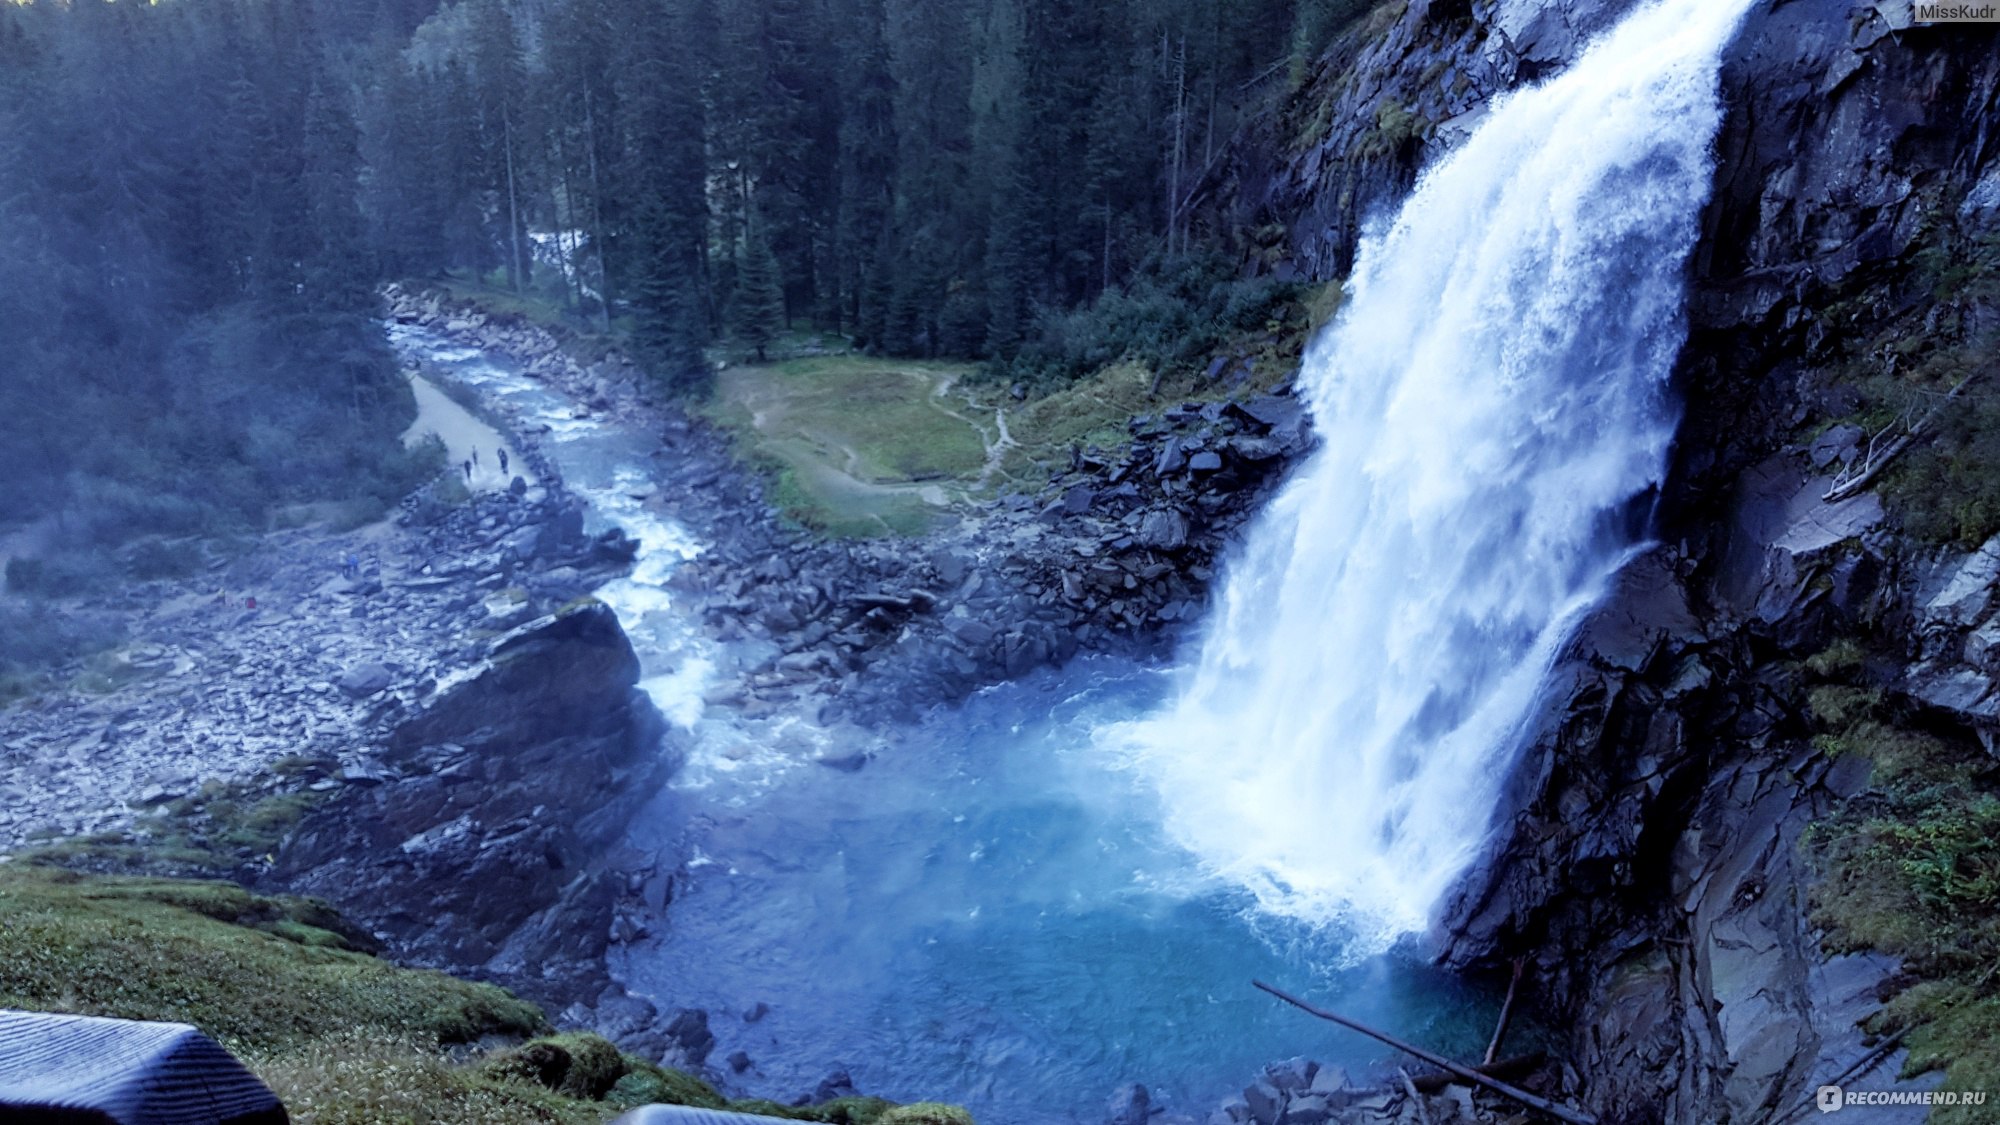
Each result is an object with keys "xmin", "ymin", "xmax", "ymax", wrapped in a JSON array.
[{"xmin": 1114, "ymin": 0, "xmax": 1756, "ymax": 942}]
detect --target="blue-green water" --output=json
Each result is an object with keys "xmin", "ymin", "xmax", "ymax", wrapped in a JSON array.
[
  {"xmin": 393, "ymin": 324, "xmax": 1509, "ymax": 1124},
  {"xmin": 614, "ymin": 663, "xmax": 1505, "ymax": 1123}
]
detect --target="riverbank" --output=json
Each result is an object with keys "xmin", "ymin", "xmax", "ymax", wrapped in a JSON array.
[
  {"xmin": 375, "ymin": 288, "xmax": 1571, "ymax": 1125},
  {"xmin": 0, "ymin": 485, "xmax": 627, "ymax": 855},
  {"xmin": 381, "ymin": 284, "xmax": 1316, "ymax": 725}
]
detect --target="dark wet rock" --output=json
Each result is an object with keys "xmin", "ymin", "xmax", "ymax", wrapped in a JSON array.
[
  {"xmin": 271, "ymin": 602, "xmax": 670, "ymax": 1009},
  {"xmin": 804, "ymin": 1070, "xmax": 858, "ymax": 1105},
  {"xmin": 728, "ymin": 1050, "xmax": 753, "ymax": 1074},
  {"xmin": 594, "ymin": 989, "xmax": 660, "ymax": 1042},
  {"xmin": 1105, "ymin": 1082, "xmax": 1151, "ymax": 1125},
  {"xmin": 661, "ymin": 1008, "xmax": 715, "ymax": 1069},
  {"xmin": 814, "ymin": 749, "xmax": 871, "ymax": 773}
]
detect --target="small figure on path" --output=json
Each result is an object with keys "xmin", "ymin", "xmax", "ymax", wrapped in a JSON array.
[
  {"xmin": 498, "ymin": 448, "xmax": 509, "ymax": 475},
  {"xmin": 462, "ymin": 459, "xmax": 473, "ymax": 481}
]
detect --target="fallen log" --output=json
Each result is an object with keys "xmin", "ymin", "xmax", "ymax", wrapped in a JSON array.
[
  {"xmin": 1253, "ymin": 980, "xmax": 1597, "ymax": 1125},
  {"xmin": 1409, "ymin": 1051, "xmax": 1547, "ymax": 1094}
]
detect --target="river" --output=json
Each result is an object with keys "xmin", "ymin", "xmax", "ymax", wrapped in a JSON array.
[
  {"xmin": 384, "ymin": 0, "xmax": 1751, "ymax": 1115},
  {"xmin": 389, "ymin": 325, "xmax": 1505, "ymax": 1123}
]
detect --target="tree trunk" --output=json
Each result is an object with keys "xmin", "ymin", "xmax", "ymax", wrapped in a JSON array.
[{"xmin": 503, "ymin": 110, "xmax": 524, "ymax": 294}]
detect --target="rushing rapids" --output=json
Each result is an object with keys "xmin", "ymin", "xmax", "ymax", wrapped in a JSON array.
[{"xmin": 1121, "ymin": 0, "xmax": 1757, "ymax": 940}]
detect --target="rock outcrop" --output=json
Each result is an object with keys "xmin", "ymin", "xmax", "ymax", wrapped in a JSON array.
[{"xmin": 274, "ymin": 600, "xmax": 670, "ymax": 1007}]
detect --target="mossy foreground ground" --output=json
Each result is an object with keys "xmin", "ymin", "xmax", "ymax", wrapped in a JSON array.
[{"xmin": 0, "ymin": 864, "xmax": 971, "ymax": 1125}]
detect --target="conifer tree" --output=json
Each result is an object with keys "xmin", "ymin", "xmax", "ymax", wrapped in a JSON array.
[{"xmin": 731, "ymin": 216, "xmax": 787, "ymax": 362}]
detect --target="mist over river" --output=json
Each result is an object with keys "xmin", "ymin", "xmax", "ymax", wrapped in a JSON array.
[{"xmin": 394, "ymin": 323, "xmax": 1508, "ymax": 1123}]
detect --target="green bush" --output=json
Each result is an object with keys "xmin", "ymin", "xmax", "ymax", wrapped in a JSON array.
[
  {"xmin": 997, "ymin": 253, "xmax": 1304, "ymax": 390},
  {"xmin": 1805, "ymin": 637, "xmax": 2000, "ymax": 1119}
]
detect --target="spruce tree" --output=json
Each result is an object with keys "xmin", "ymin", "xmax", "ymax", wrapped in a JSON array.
[{"xmin": 731, "ymin": 218, "xmax": 787, "ymax": 362}]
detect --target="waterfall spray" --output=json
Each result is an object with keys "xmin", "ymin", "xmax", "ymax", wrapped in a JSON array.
[{"xmin": 1119, "ymin": 0, "xmax": 1756, "ymax": 942}]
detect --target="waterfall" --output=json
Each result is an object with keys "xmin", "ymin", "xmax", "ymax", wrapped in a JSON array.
[{"xmin": 1120, "ymin": 0, "xmax": 1754, "ymax": 941}]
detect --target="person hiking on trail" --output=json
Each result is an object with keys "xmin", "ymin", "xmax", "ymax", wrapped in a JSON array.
[
  {"xmin": 462, "ymin": 459, "xmax": 473, "ymax": 481},
  {"xmin": 472, "ymin": 447, "xmax": 480, "ymax": 467},
  {"xmin": 498, "ymin": 448, "xmax": 509, "ymax": 475},
  {"xmin": 342, "ymin": 553, "xmax": 359, "ymax": 580}
]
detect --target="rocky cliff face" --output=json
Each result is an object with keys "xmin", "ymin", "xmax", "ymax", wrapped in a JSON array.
[
  {"xmin": 274, "ymin": 601, "xmax": 669, "ymax": 1008},
  {"xmin": 1207, "ymin": 2, "xmax": 2000, "ymax": 1122}
]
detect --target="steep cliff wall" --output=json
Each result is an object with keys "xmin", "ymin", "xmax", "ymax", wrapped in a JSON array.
[{"xmin": 1204, "ymin": 2, "xmax": 2000, "ymax": 1121}]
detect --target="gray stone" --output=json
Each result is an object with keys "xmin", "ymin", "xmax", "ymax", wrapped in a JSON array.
[
  {"xmin": 948, "ymin": 618, "xmax": 998, "ymax": 647},
  {"xmin": 1276, "ymin": 1094, "xmax": 1329, "ymax": 1125},
  {"xmin": 336, "ymin": 662, "xmax": 395, "ymax": 698},
  {"xmin": 1106, "ymin": 1082, "xmax": 1151, "ymax": 1125},
  {"xmin": 1138, "ymin": 508, "xmax": 1191, "ymax": 552},
  {"xmin": 1306, "ymin": 1065, "xmax": 1348, "ymax": 1096},
  {"xmin": 1808, "ymin": 424, "xmax": 1864, "ymax": 469},
  {"xmin": 1263, "ymin": 1057, "xmax": 1317, "ymax": 1092},
  {"xmin": 1923, "ymin": 534, "xmax": 2000, "ymax": 630},
  {"xmin": 1188, "ymin": 451, "xmax": 1224, "ymax": 473},
  {"xmin": 1243, "ymin": 1078, "xmax": 1284, "ymax": 1125}
]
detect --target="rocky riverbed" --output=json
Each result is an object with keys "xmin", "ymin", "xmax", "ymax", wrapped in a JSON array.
[
  {"xmin": 372, "ymin": 292, "xmax": 1625, "ymax": 1125},
  {"xmin": 382, "ymin": 284, "xmax": 1316, "ymax": 726},
  {"xmin": 0, "ymin": 479, "xmax": 634, "ymax": 853}
]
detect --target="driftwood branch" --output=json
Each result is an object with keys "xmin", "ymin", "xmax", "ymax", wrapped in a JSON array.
[
  {"xmin": 1410, "ymin": 1052, "xmax": 1547, "ymax": 1094},
  {"xmin": 1253, "ymin": 980, "xmax": 1599, "ymax": 1125},
  {"xmin": 1397, "ymin": 1068, "xmax": 1434, "ymax": 1125},
  {"xmin": 1485, "ymin": 959, "xmax": 1526, "ymax": 1067},
  {"xmin": 1825, "ymin": 371, "xmax": 1981, "ymax": 502}
]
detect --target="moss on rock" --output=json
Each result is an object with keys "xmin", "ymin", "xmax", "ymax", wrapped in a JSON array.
[{"xmin": 0, "ymin": 862, "xmax": 978, "ymax": 1124}]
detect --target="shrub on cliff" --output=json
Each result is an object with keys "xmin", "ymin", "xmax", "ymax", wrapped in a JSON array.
[{"xmin": 1804, "ymin": 640, "xmax": 2000, "ymax": 1123}]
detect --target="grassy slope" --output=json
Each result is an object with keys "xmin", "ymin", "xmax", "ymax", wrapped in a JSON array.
[
  {"xmin": 701, "ymin": 326, "xmax": 1316, "ymax": 537},
  {"xmin": 0, "ymin": 864, "xmax": 972, "ymax": 1125},
  {"xmin": 702, "ymin": 355, "xmax": 987, "ymax": 537}
]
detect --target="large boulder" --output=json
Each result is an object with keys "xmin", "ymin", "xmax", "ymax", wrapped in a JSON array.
[{"xmin": 274, "ymin": 601, "xmax": 670, "ymax": 1006}]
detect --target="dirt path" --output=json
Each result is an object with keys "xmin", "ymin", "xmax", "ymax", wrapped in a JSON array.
[{"xmin": 403, "ymin": 374, "xmax": 537, "ymax": 493}]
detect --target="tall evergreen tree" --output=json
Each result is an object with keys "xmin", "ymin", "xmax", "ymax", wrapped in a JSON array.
[
  {"xmin": 731, "ymin": 215, "xmax": 787, "ymax": 362},
  {"xmin": 619, "ymin": 0, "xmax": 712, "ymax": 389}
]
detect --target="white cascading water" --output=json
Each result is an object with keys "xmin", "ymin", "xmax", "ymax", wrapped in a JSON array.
[{"xmin": 1120, "ymin": 0, "xmax": 1755, "ymax": 942}]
